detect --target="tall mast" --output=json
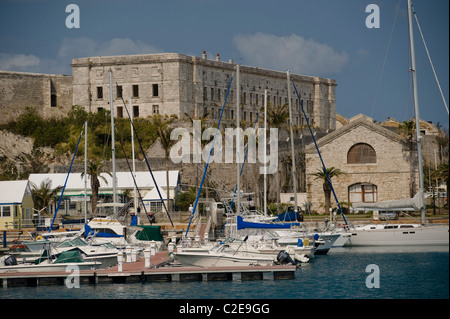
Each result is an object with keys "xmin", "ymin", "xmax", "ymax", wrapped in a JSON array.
[
  {"xmin": 109, "ymin": 69, "xmax": 117, "ymax": 214},
  {"xmin": 407, "ymin": 0, "xmax": 426, "ymax": 224},
  {"xmin": 236, "ymin": 64, "xmax": 240, "ymax": 215},
  {"xmin": 264, "ymin": 89, "xmax": 268, "ymax": 217},
  {"xmin": 130, "ymin": 97, "xmax": 138, "ymax": 220},
  {"xmin": 84, "ymin": 121, "xmax": 88, "ymax": 224},
  {"xmin": 287, "ymin": 70, "xmax": 298, "ymax": 214}
]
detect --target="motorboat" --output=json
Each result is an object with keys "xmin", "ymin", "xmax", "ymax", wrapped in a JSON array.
[
  {"xmin": 174, "ymin": 242, "xmax": 275, "ymax": 267},
  {"xmin": 0, "ymin": 249, "xmax": 101, "ymax": 273}
]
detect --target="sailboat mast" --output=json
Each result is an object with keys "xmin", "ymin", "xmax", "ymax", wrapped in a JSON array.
[
  {"xmin": 407, "ymin": 0, "xmax": 426, "ymax": 224},
  {"xmin": 109, "ymin": 69, "xmax": 118, "ymax": 214},
  {"xmin": 264, "ymin": 89, "xmax": 268, "ymax": 217},
  {"xmin": 130, "ymin": 97, "xmax": 138, "ymax": 220},
  {"xmin": 287, "ymin": 70, "xmax": 298, "ymax": 214},
  {"xmin": 84, "ymin": 121, "xmax": 88, "ymax": 224},
  {"xmin": 236, "ymin": 64, "xmax": 240, "ymax": 215}
]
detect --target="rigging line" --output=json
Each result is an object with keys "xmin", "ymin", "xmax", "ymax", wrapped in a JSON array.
[
  {"xmin": 370, "ymin": 0, "xmax": 402, "ymax": 118},
  {"xmin": 47, "ymin": 126, "xmax": 84, "ymax": 236},
  {"xmin": 113, "ymin": 79, "xmax": 175, "ymax": 229},
  {"xmin": 413, "ymin": 6, "xmax": 449, "ymax": 115},
  {"xmin": 115, "ymin": 125, "xmax": 152, "ymax": 224},
  {"xmin": 185, "ymin": 76, "xmax": 233, "ymax": 238},
  {"xmin": 292, "ymin": 79, "xmax": 349, "ymax": 227}
]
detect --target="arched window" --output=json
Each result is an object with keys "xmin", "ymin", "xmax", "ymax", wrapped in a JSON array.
[
  {"xmin": 349, "ymin": 183, "xmax": 378, "ymax": 203},
  {"xmin": 347, "ymin": 143, "xmax": 376, "ymax": 164}
]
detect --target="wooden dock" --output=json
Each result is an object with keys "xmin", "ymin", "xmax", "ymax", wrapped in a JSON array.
[{"xmin": 0, "ymin": 251, "xmax": 297, "ymax": 288}]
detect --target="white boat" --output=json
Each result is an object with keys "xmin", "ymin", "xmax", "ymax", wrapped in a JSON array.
[
  {"xmin": 0, "ymin": 250, "xmax": 101, "ymax": 273},
  {"xmin": 346, "ymin": 223, "xmax": 449, "ymax": 247},
  {"xmin": 175, "ymin": 242, "xmax": 275, "ymax": 267}
]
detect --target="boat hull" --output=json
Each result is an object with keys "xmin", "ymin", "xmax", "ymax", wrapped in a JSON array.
[
  {"xmin": 174, "ymin": 252, "xmax": 274, "ymax": 267},
  {"xmin": 0, "ymin": 262, "xmax": 100, "ymax": 273},
  {"xmin": 346, "ymin": 224, "xmax": 449, "ymax": 246}
]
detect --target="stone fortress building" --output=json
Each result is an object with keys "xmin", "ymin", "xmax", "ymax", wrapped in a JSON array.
[{"xmin": 71, "ymin": 51, "xmax": 337, "ymax": 130}]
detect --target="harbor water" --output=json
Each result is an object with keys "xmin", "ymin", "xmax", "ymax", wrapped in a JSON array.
[{"xmin": 1, "ymin": 246, "xmax": 448, "ymax": 299}]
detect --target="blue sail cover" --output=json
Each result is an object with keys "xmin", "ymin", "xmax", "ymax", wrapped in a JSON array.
[
  {"xmin": 130, "ymin": 215, "xmax": 138, "ymax": 226},
  {"xmin": 274, "ymin": 211, "xmax": 300, "ymax": 222},
  {"xmin": 236, "ymin": 216, "xmax": 298, "ymax": 230}
]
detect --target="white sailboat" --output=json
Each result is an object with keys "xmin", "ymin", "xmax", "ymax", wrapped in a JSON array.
[{"xmin": 346, "ymin": 0, "xmax": 449, "ymax": 247}]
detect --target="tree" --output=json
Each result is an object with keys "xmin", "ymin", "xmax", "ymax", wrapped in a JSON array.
[
  {"xmin": 312, "ymin": 166, "xmax": 344, "ymax": 214},
  {"xmin": 81, "ymin": 160, "xmax": 111, "ymax": 215},
  {"xmin": 31, "ymin": 179, "xmax": 63, "ymax": 216},
  {"xmin": 266, "ymin": 102, "xmax": 289, "ymax": 129},
  {"xmin": 157, "ymin": 126, "xmax": 176, "ymax": 212},
  {"xmin": 265, "ymin": 102, "xmax": 289, "ymax": 212}
]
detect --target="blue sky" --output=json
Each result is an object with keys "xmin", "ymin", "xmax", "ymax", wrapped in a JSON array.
[{"xmin": 0, "ymin": 0, "xmax": 448, "ymax": 128}]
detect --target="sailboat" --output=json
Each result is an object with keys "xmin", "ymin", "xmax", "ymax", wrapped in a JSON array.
[{"xmin": 345, "ymin": 0, "xmax": 449, "ymax": 247}]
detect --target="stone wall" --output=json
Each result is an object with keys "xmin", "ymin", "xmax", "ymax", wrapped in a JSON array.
[
  {"xmin": 0, "ymin": 71, "xmax": 72, "ymax": 124},
  {"xmin": 305, "ymin": 117, "xmax": 417, "ymax": 214}
]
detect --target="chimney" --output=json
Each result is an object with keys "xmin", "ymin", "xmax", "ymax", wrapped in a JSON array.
[
  {"xmin": 216, "ymin": 53, "xmax": 220, "ymax": 62},
  {"xmin": 202, "ymin": 51, "xmax": 207, "ymax": 60}
]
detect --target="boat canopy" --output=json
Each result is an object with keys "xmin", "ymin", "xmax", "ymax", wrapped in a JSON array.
[
  {"xmin": 351, "ymin": 191, "xmax": 424, "ymax": 212},
  {"xmin": 134, "ymin": 225, "xmax": 164, "ymax": 241}
]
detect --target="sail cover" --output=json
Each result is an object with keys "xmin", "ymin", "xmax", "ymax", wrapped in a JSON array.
[
  {"xmin": 237, "ymin": 216, "xmax": 297, "ymax": 230},
  {"xmin": 351, "ymin": 191, "xmax": 424, "ymax": 212}
]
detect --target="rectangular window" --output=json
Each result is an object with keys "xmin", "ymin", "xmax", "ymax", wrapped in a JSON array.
[
  {"xmin": 97, "ymin": 86, "xmax": 103, "ymax": 99},
  {"xmin": 152, "ymin": 84, "xmax": 159, "ymax": 97},
  {"xmin": 1, "ymin": 206, "xmax": 11, "ymax": 217},
  {"xmin": 133, "ymin": 105, "xmax": 139, "ymax": 118},
  {"xmin": 117, "ymin": 107, "xmax": 123, "ymax": 118},
  {"xmin": 116, "ymin": 85, "xmax": 122, "ymax": 99},
  {"xmin": 132, "ymin": 85, "xmax": 139, "ymax": 98},
  {"xmin": 152, "ymin": 105, "xmax": 159, "ymax": 114},
  {"xmin": 51, "ymin": 94, "xmax": 57, "ymax": 107},
  {"xmin": 203, "ymin": 87, "xmax": 208, "ymax": 100},
  {"xmin": 211, "ymin": 88, "xmax": 214, "ymax": 101}
]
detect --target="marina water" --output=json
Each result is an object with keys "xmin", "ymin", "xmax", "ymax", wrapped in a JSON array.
[{"xmin": 1, "ymin": 246, "xmax": 448, "ymax": 299}]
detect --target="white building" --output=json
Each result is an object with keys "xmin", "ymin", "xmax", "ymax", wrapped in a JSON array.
[{"xmin": 28, "ymin": 170, "xmax": 180, "ymax": 215}]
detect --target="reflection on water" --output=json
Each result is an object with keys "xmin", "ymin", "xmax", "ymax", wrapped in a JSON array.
[{"xmin": 332, "ymin": 245, "xmax": 449, "ymax": 254}]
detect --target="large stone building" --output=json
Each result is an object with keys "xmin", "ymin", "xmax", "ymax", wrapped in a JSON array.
[
  {"xmin": 305, "ymin": 114, "xmax": 417, "ymax": 214},
  {"xmin": 71, "ymin": 52, "xmax": 337, "ymax": 130}
]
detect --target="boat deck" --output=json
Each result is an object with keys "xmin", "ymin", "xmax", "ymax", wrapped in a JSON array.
[{"xmin": 0, "ymin": 250, "xmax": 297, "ymax": 288}]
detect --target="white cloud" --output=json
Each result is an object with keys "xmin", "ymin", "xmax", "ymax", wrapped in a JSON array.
[
  {"xmin": 232, "ymin": 32, "xmax": 349, "ymax": 76},
  {"xmin": 0, "ymin": 53, "xmax": 41, "ymax": 71},
  {"xmin": 57, "ymin": 37, "xmax": 163, "ymax": 59},
  {"xmin": 0, "ymin": 37, "xmax": 163, "ymax": 74}
]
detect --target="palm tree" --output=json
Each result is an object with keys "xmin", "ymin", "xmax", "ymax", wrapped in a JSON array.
[
  {"xmin": 266, "ymin": 102, "xmax": 289, "ymax": 129},
  {"xmin": 312, "ymin": 166, "xmax": 344, "ymax": 214},
  {"xmin": 31, "ymin": 179, "xmax": 62, "ymax": 216},
  {"xmin": 157, "ymin": 127, "xmax": 176, "ymax": 212},
  {"xmin": 265, "ymin": 102, "xmax": 289, "ymax": 212},
  {"xmin": 81, "ymin": 160, "xmax": 111, "ymax": 216}
]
